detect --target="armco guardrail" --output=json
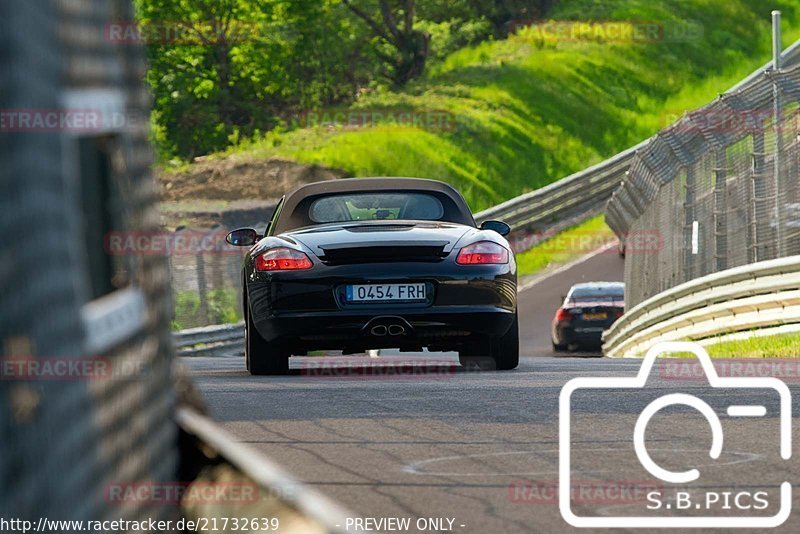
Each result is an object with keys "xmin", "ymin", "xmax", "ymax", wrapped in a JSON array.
[
  {"xmin": 176, "ymin": 407, "xmax": 351, "ymax": 533},
  {"xmin": 602, "ymin": 256, "xmax": 800, "ymax": 358},
  {"xmin": 473, "ymin": 140, "xmax": 645, "ymax": 229},
  {"xmin": 2, "ymin": 0, "xmax": 180, "ymax": 524},
  {"xmin": 175, "ymin": 322, "xmax": 243, "ymax": 348}
]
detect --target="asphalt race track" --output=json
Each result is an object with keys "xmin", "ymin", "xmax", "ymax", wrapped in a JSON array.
[{"xmin": 184, "ymin": 249, "xmax": 800, "ymax": 533}]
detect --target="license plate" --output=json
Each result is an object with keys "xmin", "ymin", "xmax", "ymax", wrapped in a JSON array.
[
  {"xmin": 346, "ymin": 283, "xmax": 426, "ymax": 302},
  {"xmin": 583, "ymin": 312, "xmax": 607, "ymax": 321}
]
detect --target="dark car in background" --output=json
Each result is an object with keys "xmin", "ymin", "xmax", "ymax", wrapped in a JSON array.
[
  {"xmin": 227, "ymin": 177, "xmax": 519, "ymax": 375},
  {"xmin": 551, "ymin": 281, "xmax": 625, "ymax": 352}
]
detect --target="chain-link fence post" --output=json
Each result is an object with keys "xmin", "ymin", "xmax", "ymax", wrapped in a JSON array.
[
  {"xmin": 195, "ymin": 244, "xmax": 210, "ymax": 326},
  {"xmin": 210, "ymin": 224, "xmax": 225, "ymax": 292},
  {"xmin": 683, "ymin": 166, "xmax": 697, "ymax": 281},
  {"xmin": 713, "ymin": 148, "xmax": 728, "ymax": 271},
  {"xmin": 752, "ymin": 129, "xmax": 768, "ymax": 262},
  {"xmin": 772, "ymin": 10, "xmax": 786, "ymax": 258}
]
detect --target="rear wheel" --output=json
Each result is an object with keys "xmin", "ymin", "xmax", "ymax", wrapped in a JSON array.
[
  {"xmin": 491, "ymin": 314, "xmax": 519, "ymax": 370},
  {"xmin": 245, "ymin": 302, "xmax": 289, "ymax": 376},
  {"xmin": 459, "ymin": 314, "xmax": 519, "ymax": 371},
  {"xmin": 458, "ymin": 348, "xmax": 494, "ymax": 371}
]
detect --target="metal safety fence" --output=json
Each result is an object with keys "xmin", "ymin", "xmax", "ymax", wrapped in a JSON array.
[
  {"xmin": 1, "ymin": 0, "xmax": 179, "ymax": 525},
  {"xmin": 606, "ymin": 52, "xmax": 800, "ymax": 308},
  {"xmin": 167, "ymin": 232, "xmax": 249, "ymax": 330}
]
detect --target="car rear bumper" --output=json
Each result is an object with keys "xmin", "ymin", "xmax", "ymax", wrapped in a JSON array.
[
  {"xmin": 554, "ymin": 325, "xmax": 606, "ymax": 346},
  {"xmin": 247, "ymin": 261, "xmax": 516, "ymax": 350},
  {"xmin": 253, "ymin": 306, "xmax": 516, "ymax": 350}
]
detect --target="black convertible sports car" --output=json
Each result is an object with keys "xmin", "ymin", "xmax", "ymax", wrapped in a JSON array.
[{"xmin": 226, "ymin": 177, "xmax": 519, "ymax": 375}]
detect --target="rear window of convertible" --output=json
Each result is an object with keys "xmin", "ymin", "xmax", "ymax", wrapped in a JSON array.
[{"xmin": 308, "ymin": 192, "xmax": 445, "ymax": 223}]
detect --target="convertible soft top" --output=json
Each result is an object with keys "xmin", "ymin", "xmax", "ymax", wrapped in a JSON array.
[{"xmin": 273, "ymin": 177, "xmax": 476, "ymax": 233}]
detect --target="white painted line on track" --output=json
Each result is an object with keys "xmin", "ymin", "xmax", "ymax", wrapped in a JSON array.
[{"xmin": 403, "ymin": 448, "xmax": 760, "ymax": 477}]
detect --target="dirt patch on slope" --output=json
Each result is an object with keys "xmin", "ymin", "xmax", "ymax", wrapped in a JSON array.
[{"xmin": 159, "ymin": 156, "xmax": 350, "ymax": 202}]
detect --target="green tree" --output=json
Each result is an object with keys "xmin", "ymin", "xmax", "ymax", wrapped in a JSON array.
[
  {"xmin": 135, "ymin": 0, "xmax": 558, "ymax": 158},
  {"xmin": 417, "ymin": 0, "xmax": 555, "ymax": 37},
  {"xmin": 137, "ymin": 0, "xmax": 374, "ymax": 158},
  {"xmin": 341, "ymin": 0, "xmax": 431, "ymax": 87}
]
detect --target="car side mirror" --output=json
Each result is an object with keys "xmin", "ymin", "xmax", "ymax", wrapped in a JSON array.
[
  {"xmin": 226, "ymin": 228, "xmax": 259, "ymax": 247},
  {"xmin": 480, "ymin": 220, "xmax": 511, "ymax": 236}
]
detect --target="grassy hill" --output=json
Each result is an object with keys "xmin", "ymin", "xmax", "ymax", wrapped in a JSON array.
[{"xmin": 164, "ymin": 0, "xmax": 799, "ymax": 213}]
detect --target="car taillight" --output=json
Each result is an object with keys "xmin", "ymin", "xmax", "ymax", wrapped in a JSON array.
[
  {"xmin": 614, "ymin": 309, "xmax": 625, "ymax": 318},
  {"xmin": 555, "ymin": 308, "xmax": 572, "ymax": 322},
  {"xmin": 255, "ymin": 247, "xmax": 313, "ymax": 271},
  {"xmin": 456, "ymin": 241, "xmax": 509, "ymax": 265}
]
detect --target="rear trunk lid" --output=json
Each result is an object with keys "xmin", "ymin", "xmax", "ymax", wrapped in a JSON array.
[{"xmin": 289, "ymin": 221, "xmax": 472, "ymax": 264}]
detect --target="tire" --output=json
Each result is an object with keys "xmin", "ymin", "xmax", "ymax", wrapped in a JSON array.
[
  {"xmin": 459, "ymin": 314, "xmax": 519, "ymax": 371},
  {"xmin": 552, "ymin": 341, "xmax": 567, "ymax": 352},
  {"xmin": 458, "ymin": 349, "xmax": 493, "ymax": 371},
  {"xmin": 458, "ymin": 336, "xmax": 495, "ymax": 371},
  {"xmin": 245, "ymin": 301, "xmax": 289, "ymax": 376},
  {"xmin": 491, "ymin": 314, "xmax": 519, "ymax": 370}
]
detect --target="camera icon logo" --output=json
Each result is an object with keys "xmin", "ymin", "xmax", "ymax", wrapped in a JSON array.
[{"xmin": 559, "ymin": 341, "xmax": 792, "ymax": 528}]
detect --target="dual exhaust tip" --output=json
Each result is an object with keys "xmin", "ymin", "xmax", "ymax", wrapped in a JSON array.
[{"xmin": 370, "ymin": 324, "xmax": 406, "ymax": 336}]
